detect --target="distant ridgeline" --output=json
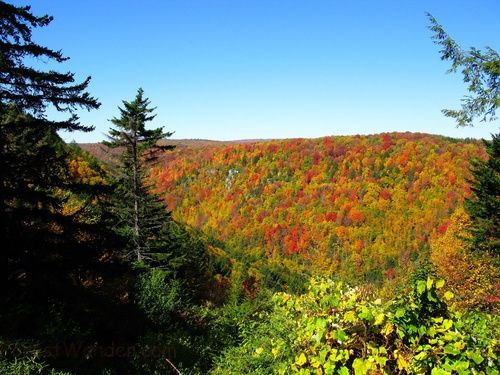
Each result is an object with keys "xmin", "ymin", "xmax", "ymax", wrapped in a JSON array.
[{"xmin": 83, "ymin": 132, "xmax": 485, "ymax": 284}]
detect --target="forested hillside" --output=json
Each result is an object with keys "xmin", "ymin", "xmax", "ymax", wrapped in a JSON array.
[
  {"xmin": 3, "ymin": 2, "xmax": 500, "ymax": 373},
  {"xmin": 142, "ymin": 132, "xmax": 484, "ymax": 286}
]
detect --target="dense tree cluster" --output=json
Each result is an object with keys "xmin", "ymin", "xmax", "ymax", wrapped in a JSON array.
[{"xmin": 149, "ymin": 132, "xmax": 484, "ymax": 286}]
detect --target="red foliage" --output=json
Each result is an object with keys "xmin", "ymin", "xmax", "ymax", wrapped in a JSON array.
[
  {"xmin": 385, "ymin": 266, "xmax": 396, "ymax": 280},
  {"xmin": 325, "ymin": 212, "xmax": 338, "ymax": 222},
  {"xmin": 380, "ymin": 188, "xmax": 391, "ymax": 200},
  {"xmin": 438, "ymin": 223, "xmax": 449, "ymax": 235}
]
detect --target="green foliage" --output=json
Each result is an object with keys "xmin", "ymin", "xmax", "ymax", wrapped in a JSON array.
[
  {"xmin": 103, "ymin": 88, "xmax": 173, "ymax": 162},
  {"xmin": 427, "ymin": 13, "xmax": 500, "ymax": 126},
  {"xmin": 0, "ymin": 338, "xmax": 72, "ymax": 375},
  {"xmin": 428, "ymin": 12, "xmax": 500, "ymax": 260},
  {"xmin": 0, "ymin": 8, "xmax": 117, "ymax": 374},
  {"xmin": 212, "ymin": 277, "xmax": 500, "ymax": 374},
  {"xmin": 127, "ymin": 219, "xmax": 236, "ymax": 374},
  {"xmin": 136, "ymin": 269, "xmax": 181, "ymax": 326}
]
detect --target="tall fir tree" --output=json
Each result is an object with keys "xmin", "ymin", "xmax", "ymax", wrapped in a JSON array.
[
  {"xmin": 0, "ymin": 2, "xmax": 99, "ymax": 129},
  {"xmin": 103, "ymin": 88, "xmax": 175, "ymax": 262}
]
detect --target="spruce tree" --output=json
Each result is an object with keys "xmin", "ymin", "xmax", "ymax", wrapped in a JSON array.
[
  {"xmin": 464, "ymin": 134, "xmax": 500, "ymax": 255},
  {"xmin": 103, "ymin": 88, "xmax": 175, "ymax": 262},
  {"xmin": 0, "ymin": 4, "xmax": 129, "ymax": 362}
]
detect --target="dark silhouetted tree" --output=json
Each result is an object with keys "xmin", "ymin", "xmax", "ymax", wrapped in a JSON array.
[{"xmin": 0, "ymin": 1, "xmax": 100, "ymax": 243}]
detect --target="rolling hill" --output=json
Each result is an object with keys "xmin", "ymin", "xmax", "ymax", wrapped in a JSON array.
[{"xmin": 133, "ymin": 132, "xmax": 485, "ymax": 285}]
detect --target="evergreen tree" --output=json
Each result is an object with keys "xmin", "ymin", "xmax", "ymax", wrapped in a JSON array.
[
  {"xmin": 428, "ymin": 13, "xmax": 500, "ymax": 255},
  {"xmin": 0, "ymin": 1, "xmax": 100, "ymax": 242},
  {"xmin": 103, "ymin": 88, "xmax": 175, "ymax": 262},
  {"xmin": 1, "ymin": 0, "xmax": 103, "ymax": 294},
  {"xmin": 464, "ymin": 134, "xmax": 500, "ymax": 255}
]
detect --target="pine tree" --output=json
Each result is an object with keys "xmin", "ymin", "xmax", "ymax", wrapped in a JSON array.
[{"xmin": 103, "ymin": 88, "xmax": 175, "ymax": 262}]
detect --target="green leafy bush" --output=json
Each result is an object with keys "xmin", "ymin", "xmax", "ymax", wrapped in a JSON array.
[
  {"xmin": 136, "ymin": 269, "xmax": 182, "ymax": 327},
  {"xmin": 212, "ymin": 277, "xmax": 500, "ymax": 374}
]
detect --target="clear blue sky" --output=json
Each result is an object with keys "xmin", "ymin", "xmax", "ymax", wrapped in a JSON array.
[{"xmin": 10, "ymin": 0, "xmax": 500, "ymax": 143}]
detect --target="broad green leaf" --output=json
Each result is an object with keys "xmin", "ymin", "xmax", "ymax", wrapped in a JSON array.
[
  {"xmin": 428, "ymin": 326, "xmax": 437, "ymax": 337},
  {"xmin": 324, "ymin": 362, "xmax": 336, "ymax": 375},
  {"xmin": 417, "ymin": 281, "xmax": 426, "ymax": 295},
  {"xmin": 431, "ymin": 368, "xmax": 450, "ymax": 375},
  {"xmin": 358, "ymin": 306, "xmax": 373, "ymax": 320},
  {"xmin": 353, "ymin": 358, "xmax": 371, "ymax": 375},
  {"xmin": 466, "ymin": 350, "xmax": 484, "ymax": 365},
  {"xmin": 442, "ymin": 319, "xmax": 453, "ymax": 330},
  {"xmin": 310, "ymin": 356, "xmax": 322, "ymax": 369},
  {"xmin": 427, "ymin": 290, "xmax": 437, "ymax": 302},
  {"xmin": 373, "ymin": 354, "xmax": 388, "ymax": 367},
  {"xmin": 436, "ymin": 279, "xmax": 445, "ymax": 289},
  {"xmin": 414, "ymin": 351, "xmax": 427, "ymax": 361},
  {"xmin": 335, "ymin": 329, "xmax": 347, "ymax": 342},
  {"xmin": 444, "ymin": 344, "xmax": 460, "ymax": 355}
]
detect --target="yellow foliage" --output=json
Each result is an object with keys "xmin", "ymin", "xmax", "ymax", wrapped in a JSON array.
[
  {"xmin": 68, "ymin": 156, "xmax": 107, "ymax": 185},
  {"xmin": 431, "ymin": 206, "xmax": 499, "ymax": 310}
]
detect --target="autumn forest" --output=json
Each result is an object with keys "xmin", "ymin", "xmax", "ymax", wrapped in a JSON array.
[
  {"xmin": 2, "ymin": 2, "xmax": 500, "ymax": 374},
  {"xmin": 147, "ymin": 133, "xmax": 482, "ymax": 285}
]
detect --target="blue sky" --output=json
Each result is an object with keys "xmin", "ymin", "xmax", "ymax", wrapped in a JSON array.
[{"xmin": 10, "ymin": 0, "xmax": 500, "ymax": 143}]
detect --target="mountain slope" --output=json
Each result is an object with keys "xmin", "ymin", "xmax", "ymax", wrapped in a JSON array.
[{"xmin": 147, "ymin": 132, "xmax": 484, "ymax": 284}]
